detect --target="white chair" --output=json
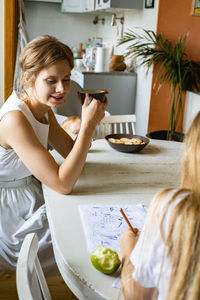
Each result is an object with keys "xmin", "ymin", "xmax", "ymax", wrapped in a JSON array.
[
  {"xmin": 16, "ymin": 233, "xmax": 52, "ymax": 300},
  {"xmin": 95, "ymin": 114, "xmax": 136, "ymax": 139}
]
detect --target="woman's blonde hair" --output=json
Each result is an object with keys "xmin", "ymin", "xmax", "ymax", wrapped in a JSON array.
[
  {"xmin": 19, "ymin": 35, "xmax": 74, "ymax": 94},
  {"xmin": 154, "ymin": 112, "xmax": 200, "ymax": 300}
]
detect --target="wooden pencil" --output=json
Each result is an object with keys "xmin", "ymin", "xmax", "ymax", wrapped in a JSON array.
[{"xmin": 120, "ymin": 208, "xmax": 138, "ymax": 234}]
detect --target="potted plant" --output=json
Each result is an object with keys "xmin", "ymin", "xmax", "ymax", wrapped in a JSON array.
[{"xmin": 119, "ymin": 29, "xmax": 200, "ymax": 141}]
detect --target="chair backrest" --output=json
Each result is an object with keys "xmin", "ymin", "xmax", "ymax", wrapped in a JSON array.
[
  {"xmin": 95, "ymin": 114, "xmax": 136, "ymax": 139},
  {"xmin": 16, "ymin": 233, "xmax": 52, "ymax": 300}
]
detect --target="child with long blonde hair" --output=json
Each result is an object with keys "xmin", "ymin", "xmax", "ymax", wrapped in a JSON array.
[{"xmin": 120, "ymin": 112, "xmax": 200, "ymax": 300}]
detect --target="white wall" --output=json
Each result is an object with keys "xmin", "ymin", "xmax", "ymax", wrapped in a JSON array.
[
  {"xmin": 122, "ymin": 6, "xmax": 159, "ymax": 135},
  {"xmin": 24, "ymin": 2, "xmax": 116, "ymax": 49},
  {"xmin": 183, "ymin": 91, "xmax": 200, "ymax": 133},
  {"xmin": 0, "ymin": 0, "xmax": 4, "ymax": 107},
  {"xmin": 24, "ymin": 1, "xmax": 159, "ymax": 134}
]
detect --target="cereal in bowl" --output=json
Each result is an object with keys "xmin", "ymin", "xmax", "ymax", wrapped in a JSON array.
[
  {"xmin": 108, "ymin": 138, "xmax": 116, "ymax": 143},
  {"xmin": 119, "ymin": 138, "xmax": 129, "ymax": 142},
  {"xmin": 131, "ymin": 138, "xmax": 145, "ymax": 145},
  {"xmin": 108, "ymin": 137, "xmax": 145, "ymax": 145}
]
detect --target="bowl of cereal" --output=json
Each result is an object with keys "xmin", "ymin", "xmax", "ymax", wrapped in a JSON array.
[{"xmin": 105, "ymin": 134, "xmax": 150, "ymax": 153}]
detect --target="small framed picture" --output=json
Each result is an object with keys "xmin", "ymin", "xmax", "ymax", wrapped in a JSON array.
[
  {"xmin": 145, "ymin": 0, "xmax": 154, "ymax": 8},
  {"xmin": 192, "ymin": 0, "xmax": 200, "ymax": 16}
]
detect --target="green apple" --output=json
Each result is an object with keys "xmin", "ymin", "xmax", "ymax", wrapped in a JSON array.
[{"xmin": 91, "ymin": 245, "xmax": 121, "ymax": 275}]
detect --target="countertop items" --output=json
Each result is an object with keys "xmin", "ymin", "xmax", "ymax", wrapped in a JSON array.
[
  {"xmin": 95, "ymin": 47, "xmax": 110, "ymax": 72},
  {"xmin": 109, "ymin": 55, "xmax": 126, "ymax": 71}
]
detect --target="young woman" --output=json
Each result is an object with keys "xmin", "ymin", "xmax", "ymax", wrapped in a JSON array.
[
  {"xmin": 120, "ymin": 112, "xmax": 200, "ymax": 300},
  {"xmin": 0, "ymin": 35, "xmax": 107, "ymax": 276}
]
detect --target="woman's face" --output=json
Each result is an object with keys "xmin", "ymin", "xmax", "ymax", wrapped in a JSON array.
[{"xmin": 31, "ymin": 60, "xmax": 71, "ymax": 107}]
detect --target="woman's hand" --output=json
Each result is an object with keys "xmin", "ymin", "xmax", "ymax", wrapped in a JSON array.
[
  {"xmin": 81, "ymin": 93, "xmax": 108, "ymax": 131},
  {"xmin": 120, "ymin": 228, "xmax": 139, "ymax": 259}
]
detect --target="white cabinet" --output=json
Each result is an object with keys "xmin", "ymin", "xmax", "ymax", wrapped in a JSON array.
[
  {"xmin": 61, "ymin": 0, "xmax": 82, "ymax": 12},
  {"xmin": 84, "ymin": 0, "xmax": 95, "ymax": 12},
  {"xmin": 95, "ymin": 0, "xmax": 143, "ymax": 10},
  {"xmin": 25, "ymin": 0, "xmax": 62, "ymax": 3},
  {"xmin": 95, "ymin": 0, "xmax": 110, "ymax": 9},
  {"xmin": 61, "ymin": 0, "xmax": 95, "ymax": 13},
  {"xmin": 61, "ymin": 0, "xmax": 142, "ymax": 13}
]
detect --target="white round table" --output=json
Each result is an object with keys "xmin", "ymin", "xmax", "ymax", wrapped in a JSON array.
[{"xmin": 42, "ymin": 138, "xmax": 183, "ymax": 300}]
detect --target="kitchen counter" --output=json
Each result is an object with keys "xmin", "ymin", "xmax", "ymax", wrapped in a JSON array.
[
  {"xmin": 71, "ymin": 69, "xmax": 137, "ymax": 115},
  {"xmin": 81, "ymin": 70, "xmax": 137, "ymax": 76}
]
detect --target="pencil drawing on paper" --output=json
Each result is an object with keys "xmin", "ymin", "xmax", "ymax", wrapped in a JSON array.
[{"xmin": 79, "ymin": 205, "xmax": 147, "ymax": 252}]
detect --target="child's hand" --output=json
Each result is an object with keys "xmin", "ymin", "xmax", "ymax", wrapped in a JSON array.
[{"xmin": 120, "ymin": 228, "xmax": 139, "ymax": 259}]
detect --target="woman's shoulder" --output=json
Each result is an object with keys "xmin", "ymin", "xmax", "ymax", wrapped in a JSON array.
[
  {"xmin": 1, "ymin": 109, "xmax": 28, "ymax": 126},
  {"xmin": 0, "ymin": 91, "xmax": 26, "ymax": 117},
  {"xmin": 0, "ymin": 92, "xmax": 33, "ymax": 130},
  {"xmin": 0, "ymin": 92, "xmax": 37, "ymax": 125}
]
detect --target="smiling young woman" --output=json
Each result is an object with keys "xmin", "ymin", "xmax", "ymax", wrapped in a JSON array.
[{"xmin": 0, "ymin": 35, "xmax": 107, "ymax": 279}]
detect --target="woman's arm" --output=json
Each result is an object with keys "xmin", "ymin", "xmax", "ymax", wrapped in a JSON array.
[
  {"xmin": 48, "ymin": 109, "xmax": 75, "ymax": 158},
  {"xmin": 120, "ymin": 229, "xmax": 155, "ymax": 300},
  {"xmin": 1, "ymin": 96, "xmax": 106, "ymax": 194}
]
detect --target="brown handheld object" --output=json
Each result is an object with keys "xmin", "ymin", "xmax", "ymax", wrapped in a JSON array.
[{"xmin": 120, "ymin": 208, "xmax": 138, "ymax": 234}]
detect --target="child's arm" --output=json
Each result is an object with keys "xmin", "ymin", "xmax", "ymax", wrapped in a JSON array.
[{"xmin": 120, "ymin": 229, "xmax": 155, "ymax": 300}]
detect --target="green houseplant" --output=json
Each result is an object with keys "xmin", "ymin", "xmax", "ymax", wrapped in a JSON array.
[{"xmin": 119, "ymin": 29, "xmax": 200, "ymax": 141}]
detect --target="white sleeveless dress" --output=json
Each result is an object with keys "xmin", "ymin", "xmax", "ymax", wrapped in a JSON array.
[{"xmin": 0, "ymin": 91, "xmax": 58, "ymax": 277}]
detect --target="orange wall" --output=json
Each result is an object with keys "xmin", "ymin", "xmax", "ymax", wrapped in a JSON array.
[{"xmin": 148, "ymin": 0, "xmax": 200, "ymax": 132}]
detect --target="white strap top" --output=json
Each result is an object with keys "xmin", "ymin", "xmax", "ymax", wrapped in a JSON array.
[{"xmin": 0, "ymin": 91, "xmax": 50, "ymax": 181}]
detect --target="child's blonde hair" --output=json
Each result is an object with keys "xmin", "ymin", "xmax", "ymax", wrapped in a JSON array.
[
  {"xmin": 62, "ymin": 116, "xmax": 81, "ymax": 131},
  {"xmin": 151, "ymin": 112, "xmax": 200, "ymax": 300}
]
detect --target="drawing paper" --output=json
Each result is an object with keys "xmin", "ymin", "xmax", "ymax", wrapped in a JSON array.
[{"xmin": 79, "ymin": 204, "xmax": 147, "ymax": 253}]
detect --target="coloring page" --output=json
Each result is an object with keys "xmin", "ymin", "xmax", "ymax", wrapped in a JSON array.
[{"xmin": 79, "ymin": 204, "xmax": 147, "ymax": 253}]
